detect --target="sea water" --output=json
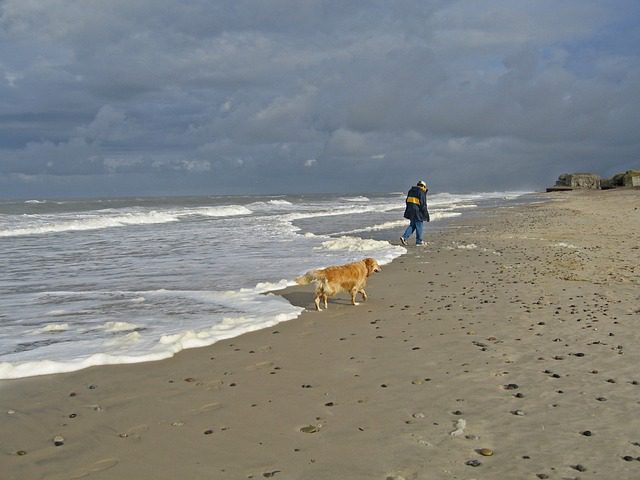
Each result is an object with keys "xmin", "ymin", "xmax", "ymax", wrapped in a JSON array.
[{"xmin": 0, "ymin": 191, "xmax": 530, "ymax": 379}]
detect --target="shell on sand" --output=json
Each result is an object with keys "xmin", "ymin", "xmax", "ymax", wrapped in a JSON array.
[{"xmin": 300, "ymin": 424, "xmax": 321, "ymax": 433}]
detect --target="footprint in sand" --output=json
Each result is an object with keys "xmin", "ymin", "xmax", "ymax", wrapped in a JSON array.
[
  {"xmin": 247, "ymin": 467, "xmax": 282, "ymax": 479},
  {"xmin": 386, "ymin": 470, "xmax": 418, "ymax": 480},
  {"xmin": 245, "ymin": 361, "xmax": 274, "ymax": 371},
  {"xmin": 118, "ymin": 424, "xmax": 149, "ymax": 441},
  {"xmin": 192, "ymin": 402, "xmax": 222, "ymax": 414},
  {"xmin": 68, "ymin": 458, "xmax": 119, "ymax": 479}
]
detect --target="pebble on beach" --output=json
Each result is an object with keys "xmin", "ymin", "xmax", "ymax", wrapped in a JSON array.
[
  {"xmin": 477, "ymin": 448, "xmax": 494, "ymax": 456},
  {"xmin": 300, "ymin": 425, "xmax": 321, "ymax": 434},
  {"xmin": 262, "ymin": 470, "xmax": 281, "ymax": 477}
]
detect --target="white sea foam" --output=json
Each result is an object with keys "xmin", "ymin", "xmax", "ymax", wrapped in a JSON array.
[
  {"xmin": 0, "ymin": 353, "xmax": 174, "ymax": 379},
  {"xmin": 189, "ymin": 205, "xmax": 252, "ymax": 217},
  {"xmin": 431, "ymin": 211, "xmax": 462, "ymax": 221},
  {"xmin": 246, "ymin": 199, "xmax": 294, "ymax": 211},
  {"xmin": 318, "ymin": 236, "xmax": 390, "ymax": 252},
  {"xmin": 316, "ymin": 236, "xmax": 405, "ymax": 265},
  {"xmin": 0, "ymin": 205, "xmax": 252, "ymax": 238},
  {"xmin": 334, "ymin": 210, "xmax": 461, "ymax": 236},
  {"xmin": 101, "ymin": 321, "xmax": 139, "ymax": 332},
  {"xmin": 335, "ymin": 220, "xmax": 408, "ymax": 235},
  {"xmin": 281, "ymin": 202, "xmax": 399, "ymax": 223},
  {"xmin": 253, "ymin": 279, "xmax": 295, "ymax": 293},
  {"xmin": 438, "ymin": 203, "xmax": 478, "ymax": 210},
  {"xmin": 341, "ymin": 196, "xmax": 370, "ymax": 202},
  {"xmin": 0, "ymin": 290, "xmax": 304, "ymax": 380},
  {"xmin": 0, "ymin": 211, "xmax": 180, "ymax": 237},
  {"xmin": 30, "ymin": 323, "xmax": 70, "ymax": 334},
  {"xmin": 104, "ymin": 331, "xmax": 142, "ymax": 346}
]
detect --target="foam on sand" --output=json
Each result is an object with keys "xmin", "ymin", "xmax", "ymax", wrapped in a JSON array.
[
  {"xmin": 0, "ymin": 288, "xmax": 304, "ymax": 380},
  {"xmin": 315, "ymin": 236, "xmax": 405, "ymax": 265}
]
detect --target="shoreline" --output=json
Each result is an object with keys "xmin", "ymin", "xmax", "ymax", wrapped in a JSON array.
[
  {"xmin": 2, "ymin": 188, "xmax": 639, "ymax": 479},
  {"xmin": 0, "ymin": 191, "xmax": 525, "ymax": 381}
]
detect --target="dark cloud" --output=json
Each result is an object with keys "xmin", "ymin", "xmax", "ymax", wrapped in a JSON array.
[{"xmin": 1, "ymin": 0, "xmax": 639, "ymax": 198}]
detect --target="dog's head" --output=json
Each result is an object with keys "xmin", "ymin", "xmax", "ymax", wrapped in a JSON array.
[{"xmin": 363, "ymin": 257, "xmax": 381, "ymax": 275}]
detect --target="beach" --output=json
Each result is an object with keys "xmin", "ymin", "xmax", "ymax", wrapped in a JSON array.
[{"xmin": 2, "ymin": 188, "xmax": 639, "ymax": 479}]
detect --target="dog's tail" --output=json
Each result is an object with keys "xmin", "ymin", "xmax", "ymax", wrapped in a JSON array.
[{"xmin": 295, "ymin": 270, "xmax": 325, "ymax": 285}]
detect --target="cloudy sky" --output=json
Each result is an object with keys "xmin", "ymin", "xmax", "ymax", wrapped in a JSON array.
[{"xmin": 1, "ymin": 0, "xmax": 639, "ymax": 198}]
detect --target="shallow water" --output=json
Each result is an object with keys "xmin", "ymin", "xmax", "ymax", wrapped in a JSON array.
[{"xmin": 0, "ymin": 191, "xmax": 530, "ymax": 378}]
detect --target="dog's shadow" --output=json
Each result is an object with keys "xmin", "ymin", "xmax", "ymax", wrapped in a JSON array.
[
  {"xmin": 279, "ymin": 291, "xmax": 310, "ymax": 308},
  {"xmin": 280, "ymin": 291, "xmax": 353, "ymax": 310}
]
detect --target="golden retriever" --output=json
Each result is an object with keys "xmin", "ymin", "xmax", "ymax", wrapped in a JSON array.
[{"xmin": 295, "ymin": 257, "xmax": 381, "ymax": 311}]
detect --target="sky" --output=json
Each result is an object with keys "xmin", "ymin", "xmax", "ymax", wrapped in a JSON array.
[{"xmin": 1, "ymin": 0, "xmax": 639, "ymax": 198}]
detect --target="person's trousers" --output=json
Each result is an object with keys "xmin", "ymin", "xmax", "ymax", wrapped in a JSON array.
[{"xmin": 402, "ymin": 219, "xmax": 424, "ymax": 245}]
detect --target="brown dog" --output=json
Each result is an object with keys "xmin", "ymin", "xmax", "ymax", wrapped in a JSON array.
[{"xmin": 295, "ymin": 257, "xmax": 381, "ymax": 311}]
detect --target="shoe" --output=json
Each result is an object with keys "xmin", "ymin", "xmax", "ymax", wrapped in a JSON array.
[
  {"xmin": 416, "ymin": 242, "xmax": 427, "ymax": 247},
  {"xmin": 399, "ymin": 237, "xmax": 408, "ymax": 246}
]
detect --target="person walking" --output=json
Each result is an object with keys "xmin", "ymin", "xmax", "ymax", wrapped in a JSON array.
[{"xmin": 400, "ymin": 180, "xmax": 430, "ymax": 246}]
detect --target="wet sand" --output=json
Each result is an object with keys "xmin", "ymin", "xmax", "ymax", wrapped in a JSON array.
[{"xmin": 2, "ymin": 188, "xmax": 639, "ymax": 480}]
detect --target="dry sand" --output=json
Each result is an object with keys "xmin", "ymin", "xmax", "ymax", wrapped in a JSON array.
[{"xmin": 2, "ymin": 188, "xmax": 639, "ymax": 480}]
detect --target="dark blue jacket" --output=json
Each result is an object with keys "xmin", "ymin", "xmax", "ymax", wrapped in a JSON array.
[{"xmin": 403, "ymin": 186, "xmax": 430, "ymax": 222}]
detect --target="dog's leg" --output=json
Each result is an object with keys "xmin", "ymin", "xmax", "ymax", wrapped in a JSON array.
[
  {"xmin": 314, "ymin": 294, "xmax": 322, "ymax": 311},
  {"xmin": 360, "ymin": 289, "xmax": 368, "ymax": 302},
  {"xmin": 323, "ymin": 294, "xmax": 328, "ymax": 309},
  {"xmin": 350, "ymin": 289, "xmax": 360, "ymax": 306}
]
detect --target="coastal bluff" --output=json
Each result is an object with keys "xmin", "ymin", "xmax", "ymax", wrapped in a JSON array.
[{"xmin": 547, "ymin": 169, "xmax": 640, "ymax": 192}]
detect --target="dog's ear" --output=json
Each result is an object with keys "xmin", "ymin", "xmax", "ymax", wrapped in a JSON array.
[{"xmin": 364, "ymin": 257, "xmax": 380, "ymax": 274}]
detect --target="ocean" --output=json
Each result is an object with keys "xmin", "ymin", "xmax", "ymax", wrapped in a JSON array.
[{"xmin": 0, "ymin": 191, "xmax": 531, "ymax": 379}]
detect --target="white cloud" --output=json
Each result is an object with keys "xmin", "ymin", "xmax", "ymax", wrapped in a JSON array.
[
  {"xmin": 103, "ymin": 156, "xmax": 143, "ymax": 173},
  {"xmin": 150, "ymin": 158, "xmax": 212, "ymax": 173},
  {"xmin": 428, "ymin": 0, "xmax": 612, "ymax": 50},
  {"xmin": 4, "ymin": 70, "xmax": 23, "ymax": 87},
  {"xmin": 326, "ymin": 128, "xmax": 369, "ymax": 157},
  {"xmin": 76, "ymin": 105, "xmax": 132, "ymax": 142}
]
